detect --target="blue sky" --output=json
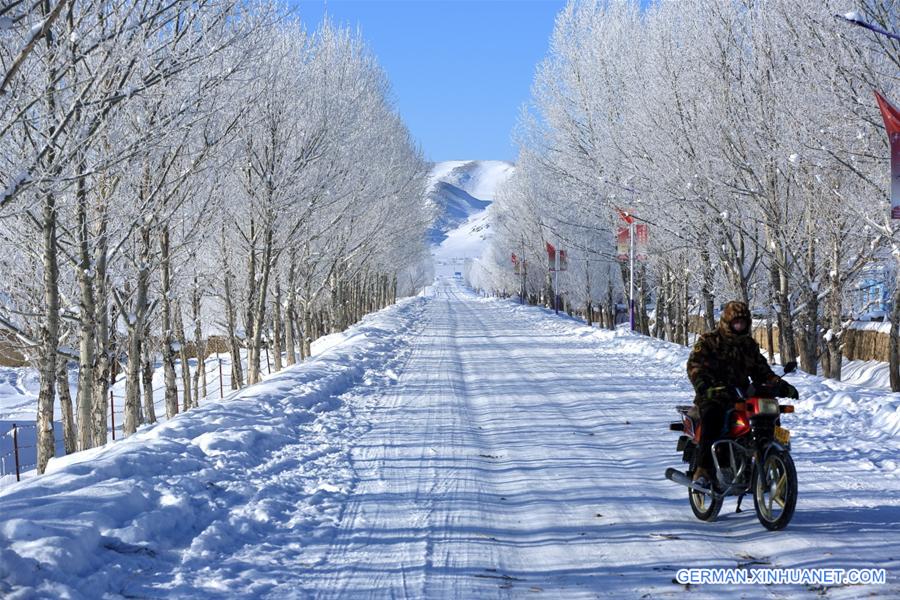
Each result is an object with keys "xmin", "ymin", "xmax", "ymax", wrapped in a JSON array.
[{"xmin": 291, "ymin": 0, "xmax": 568, "ymax": 164}]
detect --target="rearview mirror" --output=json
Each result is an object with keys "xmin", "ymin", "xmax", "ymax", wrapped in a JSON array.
[{"xmin": 783, "ymin": 361, "xmax": 797, "ymax": 375}]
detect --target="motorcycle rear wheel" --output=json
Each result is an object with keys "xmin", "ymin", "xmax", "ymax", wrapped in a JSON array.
[
  {"xmin": 688, "ymin": 470, "xmax": 723, "ymax": 521},
  {"xmin": 753, "ymin": 449, "xmax": 797, "ymax": 531}
]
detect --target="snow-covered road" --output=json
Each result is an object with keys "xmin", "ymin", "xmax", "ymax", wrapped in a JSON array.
[
  {"xmin": 2, "ymin": 279, "xmax": 899, "ymax": 598},
  {"xmin": 305, "ymin": 281, "xmax": 695, "ymax": 597}
]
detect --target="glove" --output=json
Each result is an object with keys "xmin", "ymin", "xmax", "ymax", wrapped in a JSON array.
[
  {"xmin": 704, "ymin": 386, "xmax": 734, "ymax": 405},
  {"xmin": 778, "ymin": 380, "xmax": 799, "ymax": 400}
]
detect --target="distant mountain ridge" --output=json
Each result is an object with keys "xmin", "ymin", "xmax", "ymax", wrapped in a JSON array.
[{"xmin": 426, "ymin": 160, "xmax": 514, "ymax": 245}]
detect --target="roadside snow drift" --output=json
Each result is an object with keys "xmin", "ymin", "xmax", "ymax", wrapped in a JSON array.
[{"xmin": 0, "ymin": 297, "xmax": 426, "ymax": 599}]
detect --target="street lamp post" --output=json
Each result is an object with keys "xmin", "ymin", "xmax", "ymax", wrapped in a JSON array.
[
  {"xmin": 521, "ymin": 236, "xmax": 527, "ymax": 305},
  {"xmin": 554, "ymin": 239, "xmax": 560, "ymax": 315},
  {"xmin": 629, "ymin": 219, "xmax": 635, "ymax": 331}
]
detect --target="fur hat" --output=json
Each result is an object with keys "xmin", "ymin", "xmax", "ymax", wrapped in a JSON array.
[{"xmin": 719, "ymin": 301, "xmax": 751, "ymax": 336}]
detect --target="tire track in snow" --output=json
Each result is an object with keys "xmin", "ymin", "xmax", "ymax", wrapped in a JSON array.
[{"xmin": 302, "ymin": 280, "xmax": 900, "ymax": 599}]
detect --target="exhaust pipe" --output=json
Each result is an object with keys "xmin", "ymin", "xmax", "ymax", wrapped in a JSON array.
[{"xmin": 666, "ymin": 467, "xmax": 714, "ymax": 494}]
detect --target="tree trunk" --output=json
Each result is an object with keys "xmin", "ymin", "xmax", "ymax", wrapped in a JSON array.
[
  {"xmin": 123, "ymin": 226, "xmax": 152, "ymax": 436},
  {"xmin": 57, "ymin": 358, "xmax": 76, "ymax": 455},
  {"xmin": 700, "ymin": 245, "xmax": 716, "ymax": 332},
  {"xmin": 682, "ymin": 270, "xmax": 690, "ymax": 345},
  {"xmin": 800, "ymin": 290, "xmax": 818, "ymax": 375},
  {"xmin": 142, "ymin": 326, "xmax": 156, "ymax": 424},
  {"xmin": 248, "ymin": 226, "xmax": 274, "ymax": 385},
  {"xmin": 225, "ymin": 272, "xmax": 243, "ymax": 390},
  {"xmin": 826, "ymin": 240, "xmax": 843, "ymax": 381},
  {"xmin": 244, "ymin": 218, "xmax": 258, "ymax": 379},
  {"xmin": 890, "ymin": 265, "xmax": 900, "ymax": 392},
  {"xmin": 91, "ymin": 230, "xmax": 111, "ymax": 445},
  {"xmin": 35, "ymin": 249, "xmax": 58, "ymax": 472},
  {"xmin": 665, "ymin": 269, "xmax": 676, "ymax": 342},
  {"xmin": 36, "ymin": 11, "xmax": 61, "ymax": 473},
  {"xmin": 123, "ymin": 318, "xmax": 144, "ymax": 436},
  {"xmin": 273, "ymin": 282, "xmax": 283, "ymax": 372},
  {"xmin": 605, "ymin": 278, "xmax": 615, "ymax": 330},
  {"xmin": 174, "ymin": 300, "xmax": 192, "ymax": 411},
  {"xmin": 652, "ymin": 281, "xmax": 664, "ymax": 338},
  {"xmin": 330, "ymin": 273, "xmax": 342, "ymax": 334},
  {"xmin": 192, "ymin": 277, "xmax": 206, "ymax": 403},
  {"xmin": 800, "ymin": 210, "xmax": 818, "ymax": 375},
  {"xmin": 637, "ymin": 265, "xmax": 649, "ymax": 335},
  {"xmin": 285, "ymin": 254, "xmax": 298, "ymax": 366},
  {"xmin": 673, "ymin": 271, "xmax": 685, "ymax": 345},
  {"xmin": 773, "ymin": 252, "xmax": 797, "ymax": 365},
  {"xmin": 302, "ymin": 303, "xmax": 312, "ymax": 358},
  {"xmin": 285, "ymin": 299, "xmax": 297, "ymax": 366},
  {"xmin": 160, "ymin": 226, "xmax": 179, "ymax": 418},
  {"xmin": 75, "ymin": 166, "xmax": 95, "ymax": 451},
  {"xmin": 221, "ymin": 229, "xmax": 244, "ymax": 390}
]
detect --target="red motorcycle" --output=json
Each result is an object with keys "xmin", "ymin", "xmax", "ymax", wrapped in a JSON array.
[{"xmin": 665, "ymin": 362, "xmax": 798, "ymax": 530}]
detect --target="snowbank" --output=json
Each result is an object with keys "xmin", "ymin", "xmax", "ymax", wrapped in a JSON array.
[{"xmin": 0, "ymin": 296, "xmax": 426, "ymax": 599}]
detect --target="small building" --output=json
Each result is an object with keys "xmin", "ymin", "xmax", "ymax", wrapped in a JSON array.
[{"xmin": 849, "ymin": 256, "xmax": 894, "ymax": 321}]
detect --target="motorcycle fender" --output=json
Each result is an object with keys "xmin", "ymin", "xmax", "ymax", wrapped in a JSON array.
[{"xmin": 760, "ymin": 442, "xmax": 787, "ymax": 464}]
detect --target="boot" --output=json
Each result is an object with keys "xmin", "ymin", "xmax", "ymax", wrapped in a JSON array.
[{"xmin": 692, "ymin": 467, "xmax": 711, "ymax": 484}]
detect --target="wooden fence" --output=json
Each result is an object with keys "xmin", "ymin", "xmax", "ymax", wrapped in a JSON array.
[
  {"xmin": 0, "ymin": 335, "xmax": 236, "ymax": 368},
  {"xmin": 687, "ymin": 316, "xmax": 891, "ymax": 363}
]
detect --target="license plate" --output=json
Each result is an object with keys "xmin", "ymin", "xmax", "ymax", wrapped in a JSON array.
[{"xmin": 775, "ymin": 426, "xmax": 791, "ymax": 444}]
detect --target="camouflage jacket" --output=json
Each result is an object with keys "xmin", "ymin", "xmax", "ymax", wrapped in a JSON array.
[{"xmin": 686, "ymin": 301, "xmax": 781, "ymax": 407}]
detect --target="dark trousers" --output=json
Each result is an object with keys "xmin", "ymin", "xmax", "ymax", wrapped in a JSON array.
[{"xmin": 697, "ymin": 403, "xmax": 726, "ymax": 471}]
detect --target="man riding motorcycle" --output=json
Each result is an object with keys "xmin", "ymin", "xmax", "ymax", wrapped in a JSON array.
[{"xmin": 686, "ymin": 301, "xmax": 798, "ymax": 485}]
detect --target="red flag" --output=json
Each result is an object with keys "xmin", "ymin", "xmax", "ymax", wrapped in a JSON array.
[
  {"xmin": 511, "ymin": 253, "xmax": 518, "ymax": 265},
  {"xmin": 559, "ymin": 249, "xmax": 568, "ymax": 271},
  {"xmin": 635, "ymin": 224, "xmax": 649, "ymax": 261},
  {"xmin": 875, "ymin": 91, "xmax": 900, "ymax": 220},
  {"xmin": 616, "ymin": 227, "xmax": 629, "ymax": 261}
]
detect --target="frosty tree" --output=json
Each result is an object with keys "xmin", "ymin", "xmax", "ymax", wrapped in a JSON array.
[
  {"xmin": 0, "ymin": 2, "xmax": 430, "ymax": 473},
  {"xmin": 482, "ymin": 0, "xmax": 898, "ymax": 385}
]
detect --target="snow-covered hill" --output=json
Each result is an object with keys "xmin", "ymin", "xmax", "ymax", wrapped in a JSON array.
[
  {"xmin": 427, "ymin": 181, "xmax": 490, "ymax": 245},
  {"xmin": 427, "ymin": 160, "xmax": 514, "ymax": 277}
]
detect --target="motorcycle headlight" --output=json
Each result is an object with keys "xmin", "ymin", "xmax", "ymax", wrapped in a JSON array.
[{"xmin": 757, "ymin": 398, "xmax": 780, "ymax": 415}]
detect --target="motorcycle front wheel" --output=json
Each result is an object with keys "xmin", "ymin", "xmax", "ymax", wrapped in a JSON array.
[{"xmin": 753, "ymin": 448, "xmax": 797, "ymax": 531}]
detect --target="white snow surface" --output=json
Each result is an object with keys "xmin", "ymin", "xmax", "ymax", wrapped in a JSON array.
[
  {"xmin": 431, "ymin": 209, "xmax": 493, "ymax": 278},
  {"xmin": 2, "ymin": 279, "xmax": 900, "ymax": 598}
]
